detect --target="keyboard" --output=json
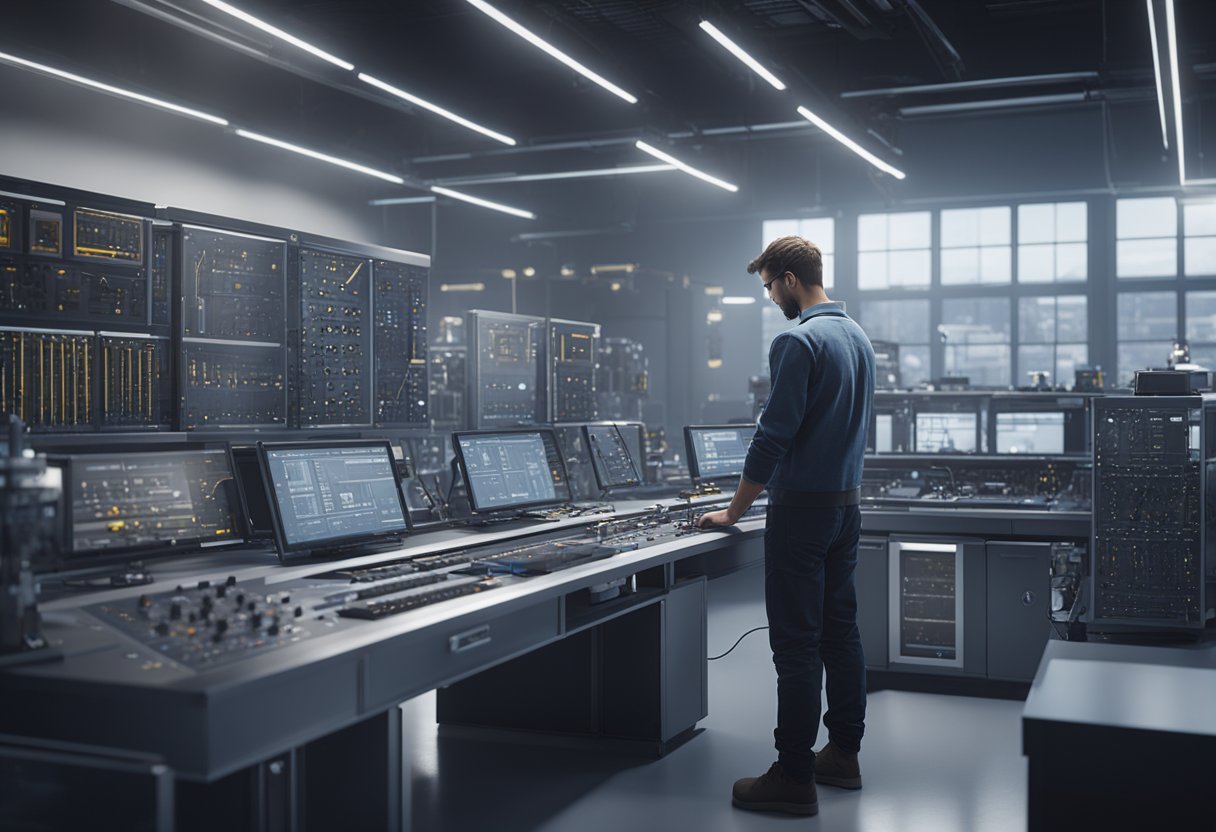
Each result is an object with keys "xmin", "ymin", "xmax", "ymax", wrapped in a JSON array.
[
  {"xmin": 478, "ymin": 540, "xmax": 620, "ymax": 574},
  {"xmin": 336, "ymin": 578, "xmax": 499, "ymax": 620},
  {"xmin": 351, "ymin": 573, "xmax": 447, "ymax": 601}
]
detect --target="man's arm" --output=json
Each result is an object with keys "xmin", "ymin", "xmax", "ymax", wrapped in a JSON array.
[{"xmin": 697, "ymin": 477, "xmax": 765, "ymax": 527}]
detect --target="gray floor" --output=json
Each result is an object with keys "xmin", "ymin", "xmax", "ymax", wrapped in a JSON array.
[{"xmin": 405, "ymin": 563, "xmax": 1027, "ymax": 831}]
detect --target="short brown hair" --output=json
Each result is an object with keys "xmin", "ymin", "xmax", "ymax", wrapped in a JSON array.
[{"xmin": 747, "ymin": 236, "xmax": 823, "ymax": 288}]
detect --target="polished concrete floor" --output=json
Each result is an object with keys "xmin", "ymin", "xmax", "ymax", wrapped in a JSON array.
[{"xmin": 404, "ymin": 562, "xmax": 1027, "ymax": 831}]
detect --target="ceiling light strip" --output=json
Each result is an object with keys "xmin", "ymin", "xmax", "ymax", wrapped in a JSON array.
[
  {"xmin": 634, "ymin": 141, "xmax": 738, "ymax": 192},
  {"xmin": 0, "ymin": 49, "xmax": 229, "ymax": 126},
  {"xmin": 1146, "ymin": 0, "xmax": 1169, "ymax": 150},
  {"xmin": 698, "ymin": 21, "xmax": 785, "ymax": 90},
  {"xmin": 431, "ymin": 186, "xmax": 536, "ymax": 219},
  {"xmin": 795, "ymin": 106, "xmax": 905, "ymax": 180},
  {"xmin": 438, "ymin": 164, "xmax": 675, "ymax": 185},
  {"xmin": 369, "ymin": 196, "xmax": 438, "ymax": 206},
  {"xmin": 358, "ymin": 73, "xmax": 516, "ymax": 146},
  {"xmin": 235, "ymin": 129, "xmax": 404, "ymax": 183},
  {"xmin": 1164, "ymin": 0, "xmax": 1186, "ymax": 184},
  {"xmin": 464, "ymin": 0, "xmax": 638, "ymax": 104},
  {"xmin": 201, "ymin": 0, "xmax": 353, "ymax": 71}
]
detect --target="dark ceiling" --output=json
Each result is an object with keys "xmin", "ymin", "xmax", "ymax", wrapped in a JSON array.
[{"xmin": 6, "ymin": 0, "xmax": 1216, "ymax": 220}]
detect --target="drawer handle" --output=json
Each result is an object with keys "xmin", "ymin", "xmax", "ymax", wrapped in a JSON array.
[{"xmin": 450, "ymin": 625, "xmax": 491, "ymax": 654}]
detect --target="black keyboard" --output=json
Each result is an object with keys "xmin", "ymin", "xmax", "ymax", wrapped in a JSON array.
[
  {"xmin": 413, "ymin": 552, "xmax": 476, "ymax": 571},
  {"xmin": 353, "ymin": 573, "xmax": 447, "ymax": 601},
  {"xmin": 337, "ymin": 579, "xmax": 499, "ymax": 620}
]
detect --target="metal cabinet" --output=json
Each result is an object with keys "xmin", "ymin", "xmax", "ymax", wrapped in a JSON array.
[
  {"xmin": 856, "ymin": 536, "xmax": 889, "ymax": 671},
  {"xmin": 986, "ymin": 541, "xmax": 1052, "ymax": 681}
]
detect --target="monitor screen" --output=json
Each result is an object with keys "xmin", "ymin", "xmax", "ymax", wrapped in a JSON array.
[
  {"xmin": 995, "ymin": 412, "xmax": 1065, "ymax": 454},
  {"xmin": 454, "ymin": 429, "xmax": 572, "ymax": 513},
  {"xmin": 874, "ymin": 414, "xmax": 894, "ymax": 453},
  {"xmin": 685, "ymin": 425, "xmax": 755, "ymax": 482},
  {"xmin": 262, "ymin": 443, "xmax": 409, "ymax": 552},
  {"xmin": 914, "ymin": 413, "xmax": 978, "ymax": 453},
  {"xmin": 584, "ymin": 423, "xmax": 642, "ymax": 489},
  {"xmin": 69, "ymin": 450, "xmax": 241, "ymax": 557}
]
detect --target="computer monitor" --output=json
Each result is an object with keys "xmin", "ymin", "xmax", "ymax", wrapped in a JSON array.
[
  {"xmin": 994, "ymin": 412, "xmax": 1066, "ymax": 454},
  {"xmin": 231, "ymin": 445, "xmax": 275, "ymax": 540},
  {"xmin": 65, "ymin": 449, "xmax": 243, "ymax": 561},
  {"xmin": 584, "ymin": 423, "xmax": 642, "ymax": 489},
  {"xmin": 684, "ymin": 424, "xmax": 755, "ymax": 483},
  {"xmin": 260, "ymin": 441, "xmax": 410, "ymax": 558},
  {"xmin": 452, "ymin": 428, "xmax": 572, "ymax": 513},
  {"xmin": 914, "ymin": 412, "xmax": 978, "ymax": 453}
]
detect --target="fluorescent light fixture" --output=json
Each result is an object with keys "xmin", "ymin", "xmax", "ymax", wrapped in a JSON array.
[
  {"xmin": 1146, "ymin": 0, "xmax": 1169, "ymax": 150},
  {"xmin": 358, "ymin": 73, "xmax": 515, "ymax": 146},
  {"xmin": 707, "ymin": 358, "xmax": 723, "ymax": 369},
  {"xmin": 795, "ymin": 106, "xmax": 906, "ymax": 180},
  {"xmin": 841, "ymin": 72, "xmax": 1099, "ymax": 99},
  {"xmin": 721, "ymin": 296, "xmax": 757, "ymax": 305},
  {"xmin": 898, "ymin": 92, "xmax": 1084, "ymax": 116},
  {"xmin": 501, "ymin": 268, "xmax": 517, "ymax": 279},
  {"xmin": 201, "ymin": 0, "xmax": 353, "ymax": 70},
  {"xmin": 707, "ymin": 310, "xmax": 724, "ymax": 323},
  {"xmin": 464, "ymin": 0, "xmax": 638, "ymax": 104},
  {"xmin": 634, "ymin": 141, "xmax": 739, "ymax": 192},
  {"xmin": 610, "ymin": 282, "xmax": 623, "ymax": 292},
  {"xmin": 0, "ymin": 49, "xmax": 228, "ymax": 126},
  {"xmin": 698, "ymin": 21, "xmax": 786, "ymax": 90},
  {"xmin": 1164, "ymin": 0, "xmax": 1186, "ymax": 184},
  {"xmin": 440, "ymin": 164, "xmax": 675, "ymax": 185},
  {"xmin": 440, "ymin": 283, "xmax": 486, "ymax": 292},
  {"xmin": 522, "ymin": 266, "xmax": 536, "ymax": 277},
  {"xmin": 591, "ymin": 263, "xmax": 637, "ymax": 274},
  {"xmin": 704, "ymin": 286, "xmax": 724, "ymax": 296},
  {"xmin": 235, "ymin": 129, "xmax": 404, "ymax": 183},
  {"xmin": 369, "ymin": 196, "xmax": 437, "ymax": 206},
  {"xmin": 431, "ymin": 185, "xmax": 535, "ymax": 219}
]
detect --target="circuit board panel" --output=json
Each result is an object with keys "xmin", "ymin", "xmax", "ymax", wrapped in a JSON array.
[
  {"xmin": 549, "ymin": 319, "xmax": 598, "ymax": 422},
  {"xmin": 150, "ymin": 226, "xmax": 172, "ymax": 329},
  {"xmin": 100, "ymin": 336, "xmax": 171, "ymax": 429},
  {"xmin": 181, "ymin": 227, "xmax": 285, "ymax": 342},
  {"xmin": 72, "ymin": 209, "xmax": 144, "ymax": 262},
  {"xmin": 181, "ymin": 341, "xmax": 286, "ymax": 429},
  {"xmin": 373, "ymin": 259, "xmax": 428, "ymax": 426},
  {"xmin": 0, "ymin": 330, "xmax": 94, "ymax": 431},
  {"xmin": 297, "ymin": 248, "xmax": 371, "ymax": 426},
  {"xmin": 0, "ymin": 260, "xmax": 147, "ymax": 326},
  {"xmin": 468, "ymin": 311, "xmax": 544, "ymax": 428}
]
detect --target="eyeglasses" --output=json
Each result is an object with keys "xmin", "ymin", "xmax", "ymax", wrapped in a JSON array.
[{"xmin": 762, "ymin": 275, "xmax": 780, "ymax": 295}]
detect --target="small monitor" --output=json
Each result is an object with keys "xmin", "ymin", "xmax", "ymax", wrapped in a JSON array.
[
  {"xmin": 260, "ymin": 442, "xmax": 409, "ymax": 557},
  {"xmin": 584, "ymin": 423, "xmax": 642, "ymax": 489},
  {"xmin": 995, "ymin": 412, "xmax": 1065, "ymax": 454},
  {"xmin": 874, "ymin": 414, "xmax": 894, "ymax": 453},
  {"xmin": 452, "ymin": 428, "xmax": 572, "ymax": 513},
  {"xmin": 914, "ymin": 412, "xmax": 978, "ymax": 453},
  {"xmin": 685, "ymin": 424, "xmax": 755, "ymax": 483},
  {"xmin": 67, "ymin": 450, "xmax": 242, "ymax": 559}
]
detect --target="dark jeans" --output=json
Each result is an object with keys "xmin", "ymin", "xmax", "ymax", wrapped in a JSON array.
[{"xmin": 764, "ymin": 503, "xmax": 866, "ymax": 782}]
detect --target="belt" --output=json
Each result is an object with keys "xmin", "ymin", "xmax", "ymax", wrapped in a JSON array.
[{"xmin": 768, "ymin": 487, "xmax": 861, "ymax": 508}]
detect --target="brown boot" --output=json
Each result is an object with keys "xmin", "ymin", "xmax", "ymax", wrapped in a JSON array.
[
  {"xmin": 732, "ymin": 762, "xmax": 818, "ymax": 816},
  {"xmin": 814, "ymin": 742, "xmax": 862, "ymax": 789}
]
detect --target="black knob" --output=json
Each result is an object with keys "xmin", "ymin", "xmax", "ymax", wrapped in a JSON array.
[
  {"xmin": 201, "ymin": 596, "xmax": 213, "ymax": 611},
  {"xmin": 268, "ymin": 624, "xmax": 280, "ymax": 636},
  {"xmin": 217, "ymin": 585, "xmax": 227, "ymax": 599},
  {"xmin": 215, "ymin": 618, "xmax": 228, "ymax": 634},
  {"xmin": 247, "ymin": 601, "xmax": 257, "ymax": 612},
  {"xmin": 294, "ymin": 606, "xmax": 304, "ymax": 618},
  {"xmin": 280, "ymin": 596, "xmax": 290, "ymax": 605},
  {"xmin": 235, "ymin": 593, "xmax": 245, "ymax": 605},
  {"xmin": 251, "ymin": 613, "xmax": 263, "ymax": 630},
  {"xmin": 198, "ymin": 580, "xmax": 211, "ymax": 590},
  {"xmin": 154, "ymin": 622, "xmax": 170, "ymax": 636},
  {"xmin": 226, "ymin": 575, "xmax": 237, "ymax": 587},
  {"xmin": 169, "ymin": 603, "xmax": 182, "ymax": 620}
]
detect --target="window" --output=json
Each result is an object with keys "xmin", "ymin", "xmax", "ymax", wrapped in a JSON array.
[
  {"xmin": 1017, "ymin": 296, "xmax": 1088, "ymax": 386},
  {"xmin": 761, "ymin": 217, "xmax": 835, "ymax": 289},
  {"xmin": 1185, "ymin": 291, "xmax": 1216, "ymax": 368},
  {"xmin": 1117, "ymin": 291, "xmax": 1177, "ymax": 383},
  {"xmin": 1184, "ymin": 201, "xmax": 1216, "ymax": 277},
  {"xmin": 941, "ymin": 297, "xmax": 1011, "ymax": 386},
  {"xmin": 857, "ymin": 211, "xmax": 931, "ymax": 290},
  {"xmin": 1017, "ymin": 201, "xmax": 1087, "ymax": 283},
  {"xmin": 1117, "ymin": 197, "xmax": 1177, "ymax": 278},
  {"xmin": 940, "ymin": 206, "xmax": 1011, "ymax": 285},
  {"xmin": 859, "ymin": 299, "xmax": 930, "ymax": 385}
]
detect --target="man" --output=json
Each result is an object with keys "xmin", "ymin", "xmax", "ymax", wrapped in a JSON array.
[{"xmin": 698, "ymin": 235, "xmax": 875, "ymax": 817}]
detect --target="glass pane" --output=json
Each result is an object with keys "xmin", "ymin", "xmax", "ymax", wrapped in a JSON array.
[
  {"xmin": 1185, "ymin": 236, "xmax": 1216, "ymax": 277},
  {"xmin": 1118, "ymin": 342, "xmax": 1172, "ymax": 385},
  {"xmin": 1184, "ymin": 202, "xmax": 1216, "ymax": 237},
  {"xmin": 1056, "ymin": 202, "xmax": 1088, "ymax": 242},
  {"xmin": 1055, "ymin": 343, "xmax": 1088, "ymax": 384},
  {"xmin": 979, "ymin": 206, "xmax": 1011, "ymax": 246},
  {"xmin": 1056, "ymin": 295, "xmax": 1088, "ymax": 342},
  {"xmin": 1018, "ymin": 243, "xmax": 1055, "ymax": 283},
  {"xmin": 941, "ymin": 247, "xmax": 979, "ymax": 285},
  {"xmin": 1117, "ymin": 292, "xmax": 1176, "ymax": 340},
  {"xmin": 859, "ymin": 299, "xmax": 930, "ymax": 344},
  {"xmin": 1188, "ymin": 344, "xmax": 1216, "ymax": 370},
  {"xmin": 1017, "ymin": 345, "xmax": 1054, "ymax": 385},
  {"xmin": 1117, "ymin": 238, "xmax": 1177, "ymax": 278},
  {"xmin": 1116, "ymin": 196, "xmax": 1177, "ymax": 239},
  {"xmin": 800, "ymin": 217, "xmax": 835, "ymax": 253},
  {"xmin": 1018, "ymin": 297, "xmax": 1057, "ymax": 343},
  {"xmin": 858, "ymin": 213, "xmax": 887, "ymax": 251},
  {"xmin": 1055, "ymin": 242, "xmax": 1088, "ymax": 281},
  {"xmin": 941, "ymin": 208, "xmax": 979, "ymax": 248},
  {"xmin": 945, "ymin": 344, "xmax": 1010, "ymax": 386},
  {"xmin": 894, "ymin": 249, "xmax": 931, "ymax": 288},
  {"xmin": 762, "ymin": 219, "xmax": 799, "ymax": 244},
  {"xmin": 822, "ymin": 252, "xmax": 835, "ymax": 289},
  {"xmin": 1185, "ymin": 291, "xmax": 1216, "ymax": 342},
  {"xmin": 901, "ymin": 345, "xmax": 931, "ymax": 386},
  {"xmin": 979, "ymin": 245, "xmax": 1011, "ymax": 283},
  {"xmin": 889, "ymin": 212, "xmax": 931, "ymax": 250},
  {"xmin": 858, "ymin": 251, "xmax": 889, "ymax": 289},
  {"xmin": 1018, "ymin": 203, "xmax": 1055, "ymax": 244},
  {"xmin": 941, "ymin": 297, "xmax": 1010, "ymax": 343}
]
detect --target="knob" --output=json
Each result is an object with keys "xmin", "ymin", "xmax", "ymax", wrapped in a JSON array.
[
  {"xmin": 217, "ymin": 585, "xmax": 227, "ymax": 599},
  {"xmin": 138, "ymin": 594, "xmax": 152, "ymax": 608},
  {"xmin": 268, "ymin": 623, "xmax": 280, "ymax": 636},
  {"xmin": 154, "ymin": 622, "xmax": 170, "ymax": 636},
  {"xmin": 294, "ymin": 606, "xmax": 304, "ymax": 618},
  {"xmin": 197, "ymin": 580, "xmax": 210, "ymax": 590},
  {"xmin": 215, "ymin": 618, "xmax": 228, "ymax": 634},
  {"xmin": 169, "ymin": 603, "xmax": 182, "ymax": 620},
  {"xmin": 226, "ymin": 575, "xmax": 237, "ymax": 587}
]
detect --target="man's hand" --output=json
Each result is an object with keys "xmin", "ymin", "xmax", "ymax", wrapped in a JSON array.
[{"xmin": 697, "ymin": 508, "xmax": 737, "ymax": 529}]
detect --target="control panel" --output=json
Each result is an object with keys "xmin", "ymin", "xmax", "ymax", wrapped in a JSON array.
[
  {"xmin": 1, "ymin": 261, "xmax": 147, "ymax": 325},
  {"xmin": 297, "ymin": 248, "xmax": 371, "ymax": 427},
  {"xmin": 181, "ymin": 341, "xmax": 286, "ymax": 429},
  {"xmin": 373, "ymin": 259, "xmax": 428, "ymax": 426},
  {"xmin": 0, "ymin": 329, "xmax": 93, "ymax": 431},
  {"xmin": 150, "ymin": 226, "xmax": 172, "ymax": 329},
  {"xmin": 467, "ymin": 310, "xmax": 544, "ymax": 428},
  {"xmin": 72, "ymin": 209, "xmax": 144, "ymax": 263},
  {"xmin": 548, "ymin": 319, "xmax": 598, "ymax": 422},
  {"xmin": 181, "ymin": 227, "xmax": 285, "ymax": 342},
  {"xmin": 99, "ymin": 336, "xmax": 171, "ymax": 429}
]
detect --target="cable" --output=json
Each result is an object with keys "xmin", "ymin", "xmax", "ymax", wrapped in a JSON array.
[{"xmin": 708, "ymin": 625, "xmax": 769, "ymax": 661}]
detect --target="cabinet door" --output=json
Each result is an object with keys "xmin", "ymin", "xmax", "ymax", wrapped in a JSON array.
[
  {"xmin": 986, "ymin": 542, "xmax": 1051, "ymax": 681},
  {"xmin": 856, "ymin": 536, "xmax": 888, "ymax": 670}
]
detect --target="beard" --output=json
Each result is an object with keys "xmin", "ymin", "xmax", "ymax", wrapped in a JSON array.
[{"xmin": 779, "ymin": 296, "xmax": 801, "ymax": 320}]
